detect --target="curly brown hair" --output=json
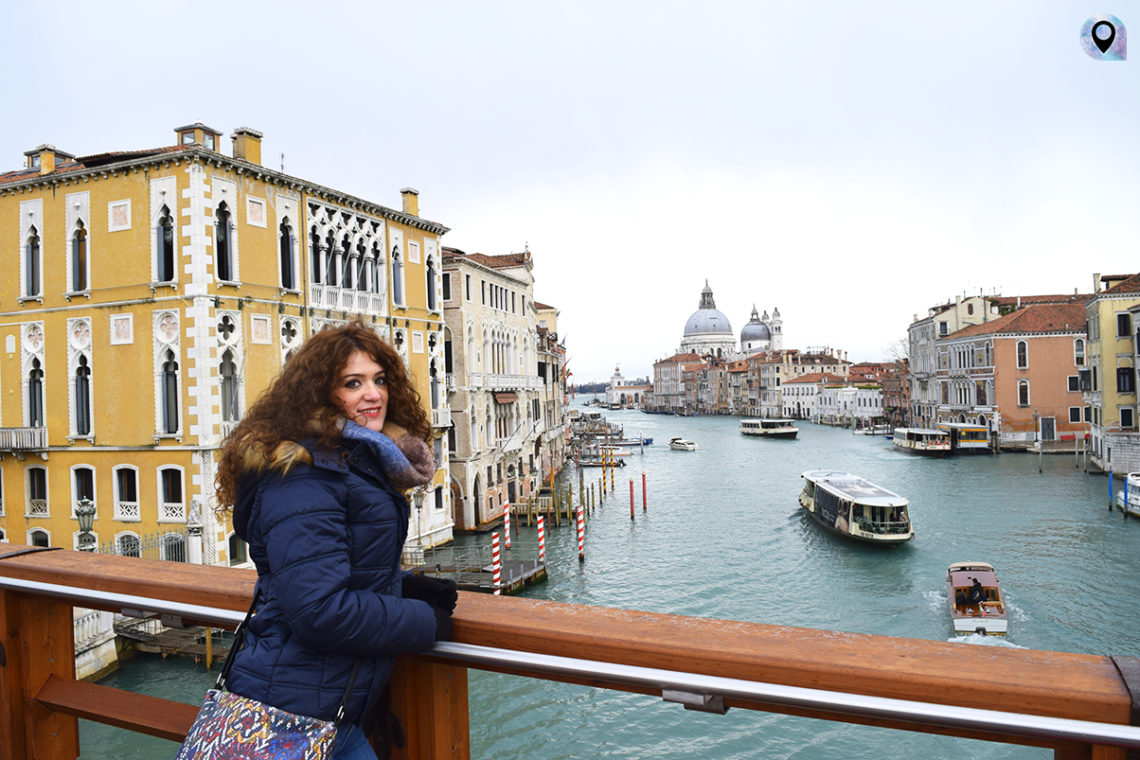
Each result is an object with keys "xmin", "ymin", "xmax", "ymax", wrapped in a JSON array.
[{"xmin": 215, "ymin": 320, "xmax": 430, "ymax": 510}]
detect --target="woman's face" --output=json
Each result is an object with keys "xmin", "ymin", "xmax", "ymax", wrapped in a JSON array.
[{"xmin": 332, "ymin": 350, "xmax": 389, "ymax": 432}]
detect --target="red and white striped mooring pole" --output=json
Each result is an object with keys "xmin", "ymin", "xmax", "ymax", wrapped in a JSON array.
[
  {"xmin": 491, "ymin": 531, "xmax": 502, "ymax": 595},
  {"xmin": 504, "ymin": 503, "xmax": 511, "ymax": 550},
  {"xmin": 537, "ymin": 515, "xmax": 546, "ymax": 564},
  {"xmin": 576, "ymin": 505, "xmax": 585, "ymax": 562}
]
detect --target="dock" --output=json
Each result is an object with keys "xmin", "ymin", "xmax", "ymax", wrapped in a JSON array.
[{"xmin": 408, "ymin": 544, "xmax": 548, "ymax": 594}]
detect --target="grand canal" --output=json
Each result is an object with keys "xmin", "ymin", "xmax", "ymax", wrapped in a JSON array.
[{"xmin": 80, "ymin": 406, "xmax": 1140, "ymax": 759}]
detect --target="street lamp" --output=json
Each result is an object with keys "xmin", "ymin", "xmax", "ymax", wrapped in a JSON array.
[
  {"xmin": 75, "ymin": 498, "xmax": 96, "ymax": 552},
  {"xmin": 412, "ymin": 487, "xmax": 426, "ymax": 550}
]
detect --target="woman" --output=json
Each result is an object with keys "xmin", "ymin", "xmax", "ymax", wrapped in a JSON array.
[{"xmin": 215, "ymin": 321, "xmax": 457, "ymax": 760}]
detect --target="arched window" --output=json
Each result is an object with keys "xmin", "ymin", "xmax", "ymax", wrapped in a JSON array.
[
  {"xmin": 356, "ymin": 241, "xmax": 369, "ymax": 292},
  {"xmin": 117, "ymin": 533, "xmax": 141, "ymax": 558},
  {"xmin": 27, "ymin": 467, "xmax": 48, "ymax": 516},
  {"xmin": 1016, "ymin": 340, "xmax": 1028, "ymax": 369},
  {"xmin": 30, "ymin": 529, "xmax": 50, "ymax": 548},
  {"xmin": 426, "ymin": 258, "xmax": 437, "ymax": 311},
  {"xmin": 310, "ymin": 227, "xmax": 322, "ymax": 284},
  {"xmin": 162, "ymin": 350, "xmax": 179, "ymax": 434},
  {"xmin": 341, "ymin": 236, "xmax": 353, "ymax": 289},
  {"xmin": 391, "ymin": 247, "xmax": 403, "ymax": 305},
  {"xmin": 114, "ymin": 466, "xmax": 139, "ymax": 521},
  {"xmin": 72, "ymin": 221, "xmax": 88, "ymax": 292},
  {"xmin": 156, "ymin": 207, "xmax": 175, "ymax": 282},
  {"xmin": 1018, "ymin": 379, "xmax": 1030, "ymax": 407},
  {"xmin": 325, "ymin": 232, "xmax": 338, "ymax": 287},
  {"xmin": 220, "ymin": 349, "xmax": 239, "ymax": 421},
  {"xmin": 25, "ymin": 226, "xmax": 41, "ymax": 297},
  {"xmin": 430, "ymin": 361, "xmax": 440, "ymax": 409},
  {"xmin": 369, "ymin": 243, "xmax": 381, "ymax": 294},
  {"xmin": 73, "ymin": 466, "xmax": 95, "ymax": 508},
  {"xmin": 159, "ymin": 467, "xmax": 184, "ymax": 521},
  {"xmin": 161, "ymin": 533, "xmax": 187, "ymax": 562},
  {"xmin": 28, "ymin": 358, "xmax": 44, "ymax": 427},
  {"xmin": 279, "ymin": 219, "xmax": 295, "ymax": 289},
  {"xmin": 75, "ymin": 356, "xmax": 91, "ymax": 436},
  {"xmin": 215, "ymin": 202, "xmax": 232, "ymax": 281},
  {"xmin": 1074, "ymin": 338, "xmax": 1085, "ymax": 367}
]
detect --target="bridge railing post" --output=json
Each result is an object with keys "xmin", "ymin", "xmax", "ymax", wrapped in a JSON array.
[
  {"xmin": 386, "ymin": 655, "xmax": 470, "ymax": 760},
  {"xmin": 0, "ymin": 588, "xmax": 78, "ymax": 760}
]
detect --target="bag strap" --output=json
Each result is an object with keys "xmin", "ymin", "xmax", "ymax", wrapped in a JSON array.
[{"xmin": 216, "ymin": 577, "xmax": 363, "ymax": 728}]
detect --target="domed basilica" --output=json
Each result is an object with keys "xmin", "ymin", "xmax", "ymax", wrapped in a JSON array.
[{"xmin": 678, "ymin": 281, "xmax": 781, "ymax": 359}]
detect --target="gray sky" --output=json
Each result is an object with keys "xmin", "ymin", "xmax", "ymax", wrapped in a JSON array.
[{"xmin": 6, "ymin": 2, "xmax": 1138, "ymax": 383}]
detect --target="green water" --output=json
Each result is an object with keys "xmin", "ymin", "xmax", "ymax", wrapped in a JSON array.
[{"xmin": 82, "ymin": 409, "xmax": 1140, "ymax": 759}]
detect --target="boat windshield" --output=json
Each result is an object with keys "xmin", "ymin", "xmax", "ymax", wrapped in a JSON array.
[{"xmin": 854, "ymin": 504, "xmax": 910, "ymax": 534}]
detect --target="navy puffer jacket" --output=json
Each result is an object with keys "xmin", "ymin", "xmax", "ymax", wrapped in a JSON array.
[{"xmin": 226, "ymin": 426, "xmax": 437, "ymax": 725}]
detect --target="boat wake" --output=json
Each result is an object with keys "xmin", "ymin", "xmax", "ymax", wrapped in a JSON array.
[{"xmin": 946, "ymin": 632, "xmax": 1025, "ymax": 648}]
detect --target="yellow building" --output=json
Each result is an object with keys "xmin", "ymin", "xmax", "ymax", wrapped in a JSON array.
[
  {"xmin": 0, "ymin": 122, "xmax": 453, "ymax": 563},
  {"xmin": 1082, "ymin": 272, "xmax": 1140, "ymax": 472}
]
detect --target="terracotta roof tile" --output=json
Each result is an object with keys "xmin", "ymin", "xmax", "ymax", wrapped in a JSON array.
[
  {"xmin": 785, "ymin": 372, "xmax": 846, "ymax": 384},
  {"xmin": 1102, "ymin": 272, "xmax": 1140, "ymax": 295},
  {"xmin": 949, "ymin": 302, "xmax": 1088, "ymax": 339}
]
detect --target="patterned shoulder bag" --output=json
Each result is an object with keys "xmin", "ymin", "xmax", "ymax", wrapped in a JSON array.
[{"xmin": 175, "ymin": 581, "xmax": 361, "ymax": 760}]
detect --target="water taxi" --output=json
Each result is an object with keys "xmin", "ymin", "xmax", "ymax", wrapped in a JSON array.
[
  {"xmin": 937, "ymin": 422, "xmax": 991, "ymax": 454},
  {"xmin": 798, "ymin": 470, "xmax": 914, "ymax": 545},
  {"xmin": 946, "ymin": 561, "xmax": 1008, "ymax": 636},
  {"xmin": 892, "ymin": 428, "xmax": 951, "ymax": 457},
  {"xmin": 1115, "ymin": 472, "xmax": 1140, "ymax": 517},
  {"xmin": 669, "ymin": 437, "xmax": 698, "ymax": 451},
  {"xmin": 740, "ymin": 418, "xmax": 798, "ymax": 439}
]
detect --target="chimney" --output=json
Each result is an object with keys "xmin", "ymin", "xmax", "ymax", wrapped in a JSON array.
[
  {"xmin": 24, "ymin": 144, "xmax": 74, "ymax": 176},
  {"xmin": 401, "ymin": 187, "xmax": 419, "ymax": 216},
  {"xmin": 1093, "ymin": 272, "xmax": 1101, "ymax": 293},
  {"xmin": 231, "ymin": 127, "xmax": 263, "ymax": 165}
]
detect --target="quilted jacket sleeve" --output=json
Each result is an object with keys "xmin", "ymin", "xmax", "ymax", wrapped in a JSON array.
[{"xmin": 255, "ymin": 469, "xmax": 438, "ymax": 657}]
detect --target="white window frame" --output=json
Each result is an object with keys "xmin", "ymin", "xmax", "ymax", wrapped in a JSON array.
[{"xmin": 113, "ymin": 464, "xmax": 141, "ymax": 522}]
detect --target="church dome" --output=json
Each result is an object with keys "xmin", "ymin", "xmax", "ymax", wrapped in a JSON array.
[
  {"xmin": 740, "ymin": 305, "xmax": 770, "ymax": 342},
  {"xmin": 683, "ymin": 282, "xmax": 733, "ymax": 336}
]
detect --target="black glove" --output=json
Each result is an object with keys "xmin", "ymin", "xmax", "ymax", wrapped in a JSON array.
[
  {"xmin": 432, "ymin": 604, "xmax": 453, "ymax": 641},
  {"xmin": 402, "ymin": 574, "xmax": 458, "ymax": 612}
]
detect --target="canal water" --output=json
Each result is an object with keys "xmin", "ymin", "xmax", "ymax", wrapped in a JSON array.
[{"xmin": 80, "ymin": 406, "xmax": 1140, "ymax": 759}]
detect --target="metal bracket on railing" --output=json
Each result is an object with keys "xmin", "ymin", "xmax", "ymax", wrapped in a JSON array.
[{"xmin": 663, "ymin": 689, "xmax": 728, "ymax": 714}]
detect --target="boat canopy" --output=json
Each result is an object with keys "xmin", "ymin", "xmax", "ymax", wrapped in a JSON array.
[{"xmin": 800, "ymin": 470, "xmax": 907, "ymax": 507}]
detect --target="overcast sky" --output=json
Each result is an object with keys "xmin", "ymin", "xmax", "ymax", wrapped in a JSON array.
[{"xmin": 6, "ymin": 2, "xmax": 1138, "ymax": 383}]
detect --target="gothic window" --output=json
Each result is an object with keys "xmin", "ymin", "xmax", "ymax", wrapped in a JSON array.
[
  {"xmin": 25, "ymin": 226, "xmax": 41, "ymax": 297},
  {"xmin": 341, "ymin": 237, "xmax": 353, "ymax": 289},
  {"xmin": 220, "ymin": 349, "xmax": 240, "ymax": 421},
  {"xmin": 280, "ymin": 219, "xmax": 295, "ymax": 289},
  {"xmin": 71, "ymin": 222, "xmax": 88, "ymax": 292},
  {"xmin": 356, "ymin": 241, "xmax": 369, "ymax": 292},
  {"xmin": 156, "ymin": 207, "xmax": 175, "ymax": 282},
  {"xmin": 1074, "ymin": 338, "xmax": 1085, "ymax": 367},
  {"xmin": 216, "ymin": 202, "xmax": 233, "ymax": 281},
  {"xmin": 325, "ymin": 232, "xmax": 338, "ymax": 287},
  {"xmin": 1016, "ymin": 340, "xmax": 1028, "ymax": 369},
  {"xmin": 430, "ymin": 361, "xmax": 440, "ymax": 409},
  {"xmin": 310, "ymin": 227, "xmax": 322, "ymax": 283},
  {"xmin": 162, "ymin": 350, "xmax": 179, "ymax": 433},
  {"xmin": 28, "ymin": 358, "xmax": 44, "ymax": 426},
  {"xmin": 426, "ymin": 258, "xmax": 437, "ymax": 311},
  {"xmin": 392, "ymin": 247, "xmax": 403, "ymax": 305},
  {"xmin": 75, "ymin": 356, "xmax": 92, "ymax": 436},
  {"xmin": 369, "ymin": 243, "xmax": 381, "ymax": 294}
]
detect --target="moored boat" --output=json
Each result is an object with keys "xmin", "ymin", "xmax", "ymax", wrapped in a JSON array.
[
  {"xmin": 937, "ymin": 422, "xmax": 991, "ymax": 454},
  {"xmin": 669, "ymin": 437, "xmax": 698, "ymax": 451},
  {"xmin": 946, "ymin": 561, "xmax": 1008, "ymax": 636},
  {"xmin": 740, "ymin": 418, "xmax": 798, "ymax": 439},
  {"xmin": 798, "ymin": 470, "xmax": 913, "ymax": 544},
  {"xmin": 892, "ymin": 428, "xmax": 951, "ymax": 457},
  {"xmin": 1115, "ymin": 472, "xmax": 1140, "ymax": 517}
]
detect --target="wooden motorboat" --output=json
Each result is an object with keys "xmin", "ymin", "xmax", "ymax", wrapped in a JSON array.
[{"xmin": 946, "ymin": 561, "xmax": 1008, "ymax": 636}]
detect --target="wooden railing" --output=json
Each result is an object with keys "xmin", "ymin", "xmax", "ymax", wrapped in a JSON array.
[{"xmin": 0, "ymin": 545, "xmax": 1137, "ymax": 759}]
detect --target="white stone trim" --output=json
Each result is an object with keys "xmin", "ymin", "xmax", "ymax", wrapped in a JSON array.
[
  {"xmin": 149, "ymin": 176, "xmax": 178, "ymax": 284},
  {"xmin": 65, "ymin": 191, "xmax": 91, "ymax": 295},
  {"xmin": 153, "ymin": 310, "xmax": 182, "ymax": 437},
  {"xmin": 107, "ymin": 199, "xmax": 131, "ymax": 232},
  {"xmin": 19, "ymin": 199, "xmax": 43, "ymax": 299},
  {"xmin": 66, "ymin": 317, "xmax": 94, "ymax": 441}
]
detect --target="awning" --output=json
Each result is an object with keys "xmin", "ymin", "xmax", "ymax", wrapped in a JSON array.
[{"xmin": 494, "ymin": 392, "xmax": 518, "ymax": 404}]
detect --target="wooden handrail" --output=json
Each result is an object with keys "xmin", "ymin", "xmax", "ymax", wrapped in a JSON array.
[{"xmin": 0, "ymin": 544, "xmax": 1134, "ymax": 760}]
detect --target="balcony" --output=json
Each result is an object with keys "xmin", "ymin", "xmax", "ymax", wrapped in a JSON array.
[
  {"xmin": 159, "ymin": 501, "xmax": 185, "ymax": 522},
  {"xmin": 431, "ymin": 408, "xmax": 451, "ymax": 428},
  {"xmin": 0, "ymin": 426, "xmax": 48, "ymax": 453},
  {"xmin": 0, "ymin": 548, "xmax": 1137, "ymax": 760}
]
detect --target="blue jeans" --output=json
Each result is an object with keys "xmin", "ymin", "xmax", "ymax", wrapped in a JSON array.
[{"xmin": 332, "ymin": 724, "xmax": 379, "ymax": 760}]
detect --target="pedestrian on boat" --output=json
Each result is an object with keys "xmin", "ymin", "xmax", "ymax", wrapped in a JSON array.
[
  {"xmin": 215, "ymin": 320, "xmax": 457, "ymax": 760},
  {"xmin": 967, "ymin": 577, "xmax": 985, "ymax": 605}
]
